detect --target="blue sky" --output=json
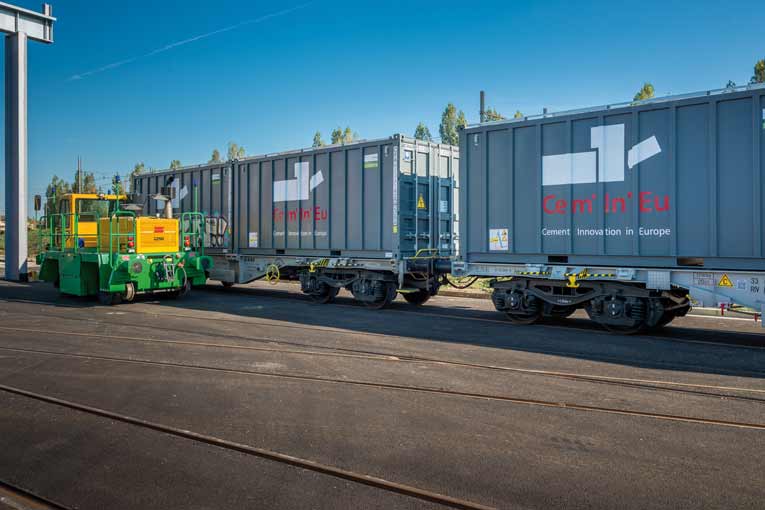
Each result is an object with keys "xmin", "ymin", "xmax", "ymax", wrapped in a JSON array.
[{"xmin": 0, "ymin": 0, "xmax": 762, "ymax": 213}]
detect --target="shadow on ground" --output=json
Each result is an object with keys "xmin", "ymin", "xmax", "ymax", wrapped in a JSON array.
[{"xmin": 2, "ymin": 279, "xmax": 764, "ymax": 379}]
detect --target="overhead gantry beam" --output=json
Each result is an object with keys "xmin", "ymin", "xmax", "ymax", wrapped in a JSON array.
[{"xmin": 0, "ymin": 2, "xmax": 54, "ymax": 43}]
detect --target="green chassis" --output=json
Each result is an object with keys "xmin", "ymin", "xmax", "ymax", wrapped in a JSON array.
[{"xmin": 37, "ymin": 249, "xmax": 212, "ymax": 298}]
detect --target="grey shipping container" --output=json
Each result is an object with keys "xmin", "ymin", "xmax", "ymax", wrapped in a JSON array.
[
  {"xmin": 455, "ymin": 84, "xmax": 765, "ymax": 331},
  {"xmin": 134, "ymin": 135, "xmax": 458, "ymax": 308}
]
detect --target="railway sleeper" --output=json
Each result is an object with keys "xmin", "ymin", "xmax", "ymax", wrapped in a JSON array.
[{"xmin": 491, "ymin": 277, "xmax": 690, "ymax": 333}]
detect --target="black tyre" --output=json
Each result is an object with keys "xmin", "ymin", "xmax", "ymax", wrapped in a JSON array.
[
  {"xmin": 402, "ymin": 289, "xmax": 432, "ymax": 306},
  {"xmin": 221, "ymin": 281, "xmax": 235, "ymax": 288}
]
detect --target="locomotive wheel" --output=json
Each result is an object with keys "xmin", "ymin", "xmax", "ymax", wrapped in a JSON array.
[
  {"xmin": 308, "ymin": 283, "xmax": 339, "ymax": 304},
  {"xmin": 178, "ymin": 278, "xmax": 192, "ymax": 298},
  {"xmin": 402, "ymin": 289, "xmax": 432, "ymax": 306},
  {"xmin": 122, "ymin": 282, "xmax": 136, "ymax": 303},
  {"xmin": 505, "ymin": 310, "xmax": 543, "ymax": 325}
]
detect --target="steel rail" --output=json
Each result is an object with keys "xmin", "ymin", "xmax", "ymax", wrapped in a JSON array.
[
  {"xmin": 1, "ymin": 345, "xmax": 764, "ymax": 430},
  {"xmin": 0, "ymin": 384, "xmax": 495, "ymax": 510},
  {"xmin": 0, "ymin": 479, "xmax": 73, "ymax": 510},
  {"xmin": 179, "ymin": 285, "xmax": 765, "ymax": 349},
  {"xmin": 3, "ymin": 291, "xmax": 765, "ymax": 351},
  {"xmin": 1, "ymin": 323, "xmax": 764, "ymax": 399}
]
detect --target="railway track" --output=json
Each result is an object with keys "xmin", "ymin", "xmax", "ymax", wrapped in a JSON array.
[
  {"xmin": 1, "ymin": 344, "xmax": 763, "ymax": 429},
  {"xmin": 0, "ymin": 384, "xmax": 494, "ymax": 510},
  {"xmin": 3, "ymin": 289, "xmax": 765, "ymax": 351},
  {"xmin": 2, "ymin": 320, "xmax": 765, "ymax": 398},
  {"xmin": 201, "ymin": 284, "xmax": 765, "ymax": 349},
  {"xmin": 0, "ymin": 479, "xmax": 72, "ymax": 510}
]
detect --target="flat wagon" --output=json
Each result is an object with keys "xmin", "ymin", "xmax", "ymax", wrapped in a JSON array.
[
  {"xmin": 454, "ymin": 84, "xmax": 765, "ymax": 331},
  {"xmin": 134, "ymin": 135, "xmax": 458, "ymax": 308}
]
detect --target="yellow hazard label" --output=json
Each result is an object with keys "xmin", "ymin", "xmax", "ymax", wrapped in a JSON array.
[
  {"xmin": 417, "ymin": 194, "xmax": 426, "ymax": 209},
  {"xmin": 718, "ymin": 274, "xmax": 733, "ymax": 288}
]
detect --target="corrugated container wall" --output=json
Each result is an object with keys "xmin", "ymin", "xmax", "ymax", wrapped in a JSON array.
[
  {"xmin": 460, "ymin": 86, "xmax": 765, "ymax": 271},
  {"xmin": 133, "ymin": 135, "xmax": 458, "ymax": 261}
]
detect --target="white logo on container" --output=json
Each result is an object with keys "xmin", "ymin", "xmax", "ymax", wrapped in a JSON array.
[
  {"xmin": 542, "ymin": 124, "xmax": 661, "ymax": 186},
  {"xmin": 273, "ymin": 162, "xmax": 325, "ymax": 202}
]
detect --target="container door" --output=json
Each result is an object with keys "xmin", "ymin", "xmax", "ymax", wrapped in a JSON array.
[
  {"xmin": 432, "ymin": 176, "xmax": 453, "ymax": 256},
  {"xmin": 398, "ymin": 176, "xmax": 417, "ymax": 256},
  {"xmin": 205, "ymin": 165, "xmax": 233, "ymax": 252},
  {"xmin": 415, "ymin": 179, "xmax": 431, "ymax": 254}
]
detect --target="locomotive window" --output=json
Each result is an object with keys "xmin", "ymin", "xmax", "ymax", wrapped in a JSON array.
[{"xmin": 77, "ymin": 199, "xmax": 114, "ymax": 221}]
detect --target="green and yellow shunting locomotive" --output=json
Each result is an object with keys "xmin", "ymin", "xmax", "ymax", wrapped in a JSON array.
[{"xmin": 36, "ymin": 184, "xmax": 212, "ymax": 305}]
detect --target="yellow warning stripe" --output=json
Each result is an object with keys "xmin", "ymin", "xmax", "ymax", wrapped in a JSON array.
[
  {"xmin": 563, "ymin": 272, "xmax": 615, "ymax": 279},
  {"xmin": 514, "ymin": 271, "xmax": 614, "ymax": 278},
  {"xmin": 308, "ymin": 259, "xmax": 330, "ymax": 273}
]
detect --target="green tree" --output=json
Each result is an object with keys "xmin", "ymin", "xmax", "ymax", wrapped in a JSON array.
[
  {"xmin": 209, "ymin": 149, "xmax": 222, "ymax": 163},
  {"xmin": 312, "ymin": 131, "xmax": 325, "ymax": 147},
  {"xmin": 513, "ymin": 110, "xmax": 523, "ymax": 119},
  {"xmin": 439, "ymin": 103, "xmax": 467, "ymax": 146},
  {"xmin": 343, "ymin": 127, "xmax": 357, "ymax": 143},
  {"xmin": 227, "ymin": 142, "xmax": 245, "ymax": 161},
  {"xmin": 44, "ymin": 175, "xmax": 71, "ymax": 213},
  {"xmin": 751, "ymin": 58, "xmax": 765, "ymax": 84},
  {"xmin": 128, "ymin": 162, "xmax": 145, "ymax": 192},
  {"xmin": 633, "ymin": 82, "xmax": 655, "ymax": 101},
  {"xmin": 330, "ymin": 126, "xmax": 357, "ymax": 144},
  {"xmin": 111, "ymin": 173, "xmax": 125, "ymax": 195},
  {"xmin": 483, "ymin": 107, "xmax": 505, "ymax": 122},
  {"xmin": 413, "ymin": 122, "xmax": 433, "ymax": 141},
  {"xmin": 71, "ymin": 170, "xmax": 96, "ymax": 194},
  {"xmin": 169, "ymin": 159, "xmax": 181, "ymax": 170}
]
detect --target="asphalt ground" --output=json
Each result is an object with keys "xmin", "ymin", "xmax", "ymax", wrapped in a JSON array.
[{"xmin": 0, "ymin": 280, "xmax": 763, "ymax": 509}]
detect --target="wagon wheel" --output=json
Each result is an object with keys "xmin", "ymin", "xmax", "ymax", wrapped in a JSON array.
[
  {"xmin": 505, "ymin": 310, "xmax": 542, "ymax": 325},
  {"xmin": 584, "ymin": 307, "xmax": 645, "ymax": 335},
  {"xmin": 547, "ymin": 306, "xmax": 577, "ymax": 319},
  {"xmin": 402, "ymin": 289, "xmax": 432, "ymax": 306},
  {"xmin": 356, "ymin": 281, "xmax": 396, "ymax": 310},
  {"xmin": 601, "ymin": 322, "xmax": 645, "ymax": 335},
  {"xmin": 645, "ymin": 310, "xmax": 678, "ymax": 332},
  {"xmin": 308, "ymin": 283, "xmax": 339, "ymax": 304}
]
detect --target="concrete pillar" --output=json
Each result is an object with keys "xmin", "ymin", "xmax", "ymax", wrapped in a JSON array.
[{"xmin": 4, "ymin": 32, "xmax": 28, "ymax": 281}]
